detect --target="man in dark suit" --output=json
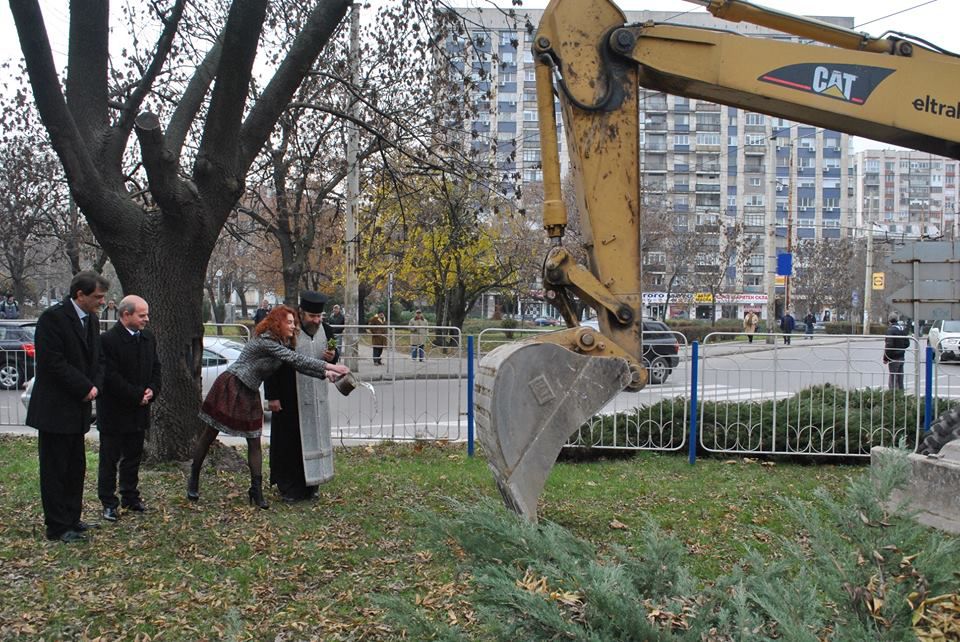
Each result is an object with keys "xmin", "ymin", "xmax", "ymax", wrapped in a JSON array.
[
  {"xmin": 27, "ymin": 271, "xmax": 109, "ymax": 543},
  {"xmin": 97, "ymin": 295, "xmax": 162, "ymax": 522}
]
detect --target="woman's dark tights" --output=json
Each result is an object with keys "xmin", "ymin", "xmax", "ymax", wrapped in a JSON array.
[{"xmin": 191, "ymin": 426, "xmax": 262, "ymax": 478}]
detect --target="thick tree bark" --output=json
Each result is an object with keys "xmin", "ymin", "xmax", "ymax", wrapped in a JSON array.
[{"xmin": 11, "ymin": 0, "xmax": 350, "ymax": 461}]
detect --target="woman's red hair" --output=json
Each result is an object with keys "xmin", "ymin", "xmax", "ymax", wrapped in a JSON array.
[{"xmin": 255, "ymin": 304, "xmax": 297, "ymax": 347}]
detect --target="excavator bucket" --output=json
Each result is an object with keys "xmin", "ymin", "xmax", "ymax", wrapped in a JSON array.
[{"xmin": 475, "ymin": 341, "xmax": 632, "ymax": 522}]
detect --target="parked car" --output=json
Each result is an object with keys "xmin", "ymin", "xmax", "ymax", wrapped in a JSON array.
[
  {"xmin": 580, "ymin": 317, "xmax": 680, "ymax": 384},
  {"xmin": 0, "ymin": 320, "xmax": 37, "ymax": 390},
  {"xmin": 533, "ymin": 316, "xmax": 560, "ymax": 327},
  {"xmin": 22, "ymin": 336, "xmax": 261, "ymax": 411},
  {"xmin": 927, "ymin": 319, "xmax": 960, "ymax": 362}
]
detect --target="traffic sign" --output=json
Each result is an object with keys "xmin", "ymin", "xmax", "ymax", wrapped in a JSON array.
[
  {"xmin": 872, "ymin": 272, "xmax": 884, "ymax": 290},
  {"xmin": 886, "ymin": 241, "xmax": 960, "ymax": 319}
]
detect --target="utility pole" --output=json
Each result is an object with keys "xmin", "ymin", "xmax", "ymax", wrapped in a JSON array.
[
  {"xmin": 784, "ymin": 140, "xmax": 793, "ymax": 312},
  {"xmin": 765, "ymin": 132, "xmax": 780, "ymax": 344},
  {"xmin": 862, "ymin": 224, "xmax": 874, "ymax": 335},
  {"xmin": 343, "ymin": 2, "xmax": 361, "ymax": 369}
]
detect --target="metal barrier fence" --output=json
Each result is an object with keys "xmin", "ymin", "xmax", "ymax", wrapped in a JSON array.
[
  {"xmin": 0, "ymin": 323, "xmax": 463, "ymax": 445},
  {"xmin": 477, "ymin": 327, "xmax": 691, "ymax": 451},
  {"xmin": 4, "ymin": 321, "xmax": 958, "ymax": 459},
  {"xmin": 698, "ymin": 333, "xmax": 925, "ymax": 457},
  {"xmin": 329, "ymin": 324, "xmax": 464, "ymax": 443}
]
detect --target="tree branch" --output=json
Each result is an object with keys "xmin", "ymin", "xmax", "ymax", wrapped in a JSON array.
[
  {"xmin": 196, "ymin": 0, "xmax": 269, "ymax": 195},
  {"xmin": 238, "ymin": 0, "xmax": 351, "ymax": 171},
  {"xmin": 134, "ymin": 112, "xmax": 189, "ymax": 216},
  {"xmin": 115, "ymin": 0, "xmax": 187, "ymax": 146},
  {"xmin": 65, "ymin": 0, "xmax": 109, "ymax": 146},
  {"xmin": 168, "ymin": 37, "xmax": 223, "ymax": 164},
  {"xmin": 9, "ymin": 1, "xmax": 103, "ymax": 205}
]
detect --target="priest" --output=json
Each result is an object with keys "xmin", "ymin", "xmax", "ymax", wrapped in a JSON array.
[{"xmin": 265, "ymin": 291, "xmax": 339, "ymax": 501}]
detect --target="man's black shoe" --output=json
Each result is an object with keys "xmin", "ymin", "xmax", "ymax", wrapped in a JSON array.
[
  {"xmin": 73, "ymin": 521, "xmax": 100, "ymax": 532},
  {"xmin": 48, "ymin": 530, "xmax": 87, "ymax": 543},
  {"xmin": 103, "ymin": 507, "xmax": 119, "ymax": 522},
  {"xmin": 121, "ymin": 500, "xmax": 147, "ymax": 513}
]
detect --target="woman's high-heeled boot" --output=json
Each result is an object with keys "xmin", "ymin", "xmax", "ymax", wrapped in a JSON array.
[
  {"xmin": 186, "ymin": 462, "xmax": 201, "ymax": 501},
  {"xmin": 248, "ymin": 475, "xmax": 269, "ymax": 509}
]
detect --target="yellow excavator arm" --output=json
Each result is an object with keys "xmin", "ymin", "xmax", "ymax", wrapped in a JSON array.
[{"xmin": 477, "ymin": 0, "xmax": 960, "ymax": 521}]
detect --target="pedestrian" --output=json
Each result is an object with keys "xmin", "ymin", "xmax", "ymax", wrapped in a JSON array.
[
  {"xmin": 26, "ymin": 270, "xmax": 109, "ymax": 543},
  {"xmin": 804, "ymin": 312, "xmax": 816, "ymax": 339},
  {"xmin": 369, "ymin": 312, "xmax": 387, "ymax": 365},
  {"xmin": 100, "ymin": 299, "xmax": 119, "ymax": 331},
  {"xmin": 409, "ymin": 309, "xmax": 429, "ymax": 361},
  {"xmin": 253, "ymin": 299, "xmax": 270, "ymax": 325},
  {"xmin": 328, "ymin": 304, "xmax": 346, "ymax": 350},
  {"xmin": 779, "ymin": 310, "xmax": 795, "ymax": 345},
  {"xmin": 102, "ymin": 299, "xmax": 119, "ymax": 321},
  {"xmin": 97, "ymin": 295, "xmax": 161, "ymax": 522},
  {"xmin": 743, "ymin": 310, "xmax": 759, "ymax": 344},
  {"xmin": 1, "ymin": 293, "xmax": 20, "ymax": 319},
  {"xmin": 187, "ymin": 305, "xmax": 350, "ymax": 508},
  {"xmin": 883, "ymin": 314, "xmax": 909, "ymax": 391},
  {"xmin": 265, "ymin": 291, "xmax": 340, "ymax": 502}
]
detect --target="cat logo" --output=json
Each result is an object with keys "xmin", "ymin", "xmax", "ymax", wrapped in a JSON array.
[
  {"xmin": 759, "ymin": 63, "xmax": 894, "ymax": 105},
  {"xmin": 812, "ymin": 67, "xmax": 857, "ymax": 101}
]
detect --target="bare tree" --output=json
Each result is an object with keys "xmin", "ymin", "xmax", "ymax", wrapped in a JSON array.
[
  {"xmin": 0, "ymin": 88, "xmax": 63, "ymax": 303},
  {"xmin": 11, "ymin": 0, "xmax": 355, "ymax": 459},
  {"xmin": 792, "ymin": 238, "xmax": 860, "ymax": 319},
  {"xmin": 694, "ymin": 218, "xmax": 759, "ymax": 324}
]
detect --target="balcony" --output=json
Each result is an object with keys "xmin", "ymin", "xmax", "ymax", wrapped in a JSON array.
[{"xmin": 695, "ymin": 183, "xmax": 721, "ymax": 192}]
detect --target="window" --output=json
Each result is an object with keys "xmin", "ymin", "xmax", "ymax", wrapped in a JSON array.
[
  {"xmin": 499, "ymin": 72, "xmax": 516, "ymax": 84},
  {"xmin": 746, "ymin": 134, "xmax": 766, "ymax": 145},
  {"xmin": 745, "ymin": 112, "xmax": 765, "ymax": 125},
  {"xmin": 674, "ymin": 134, "xmax": 690, "ymax": 146},
  {"xmin": 696, "ymin": 132, "xmax": 720, "ymax": 146},
  {"xmin": 798, "ymin": 197, "xmax": 815, "ymax": 208},
  {"xmin": 523, "ymin": 110, "xmax": 537, "ymax": 121},
  {"xmin": 746, "ymin": 195, "xmax": 765, "ymax": 206},
  {"xmin": 500, "ymin": 51, "xmax": 515, "ymax": 63},
  {"xmin": 867, "ymin": 159, "xmax": 880, "ymax": 172},
  {"xmin": 749, "ymin": 177, "xmax": 762, "ymax": 186},
  {"xmin": 727, "ymin": 196, "xmax": 737, "ymax": 207},
  {"xmin": 525, "ymin": 70, "xmax": 536, "ymax": 82},
  {"xmin": 675, "ymin": 113, "xmax": 689, "ymax": 126},
  {"xmin": 746, "ymin": 214, "xmax": 764, "ymax": 226},
  {"xmin": 823, "ymin": 197, "xmax": 839, "ymax": 208},
  {"xmin": 500, "ymin": 31, "xmax": 516, "ymax": 46},
  {"xmin": 523, "ymin": 148, "xmax": 540, "ymax": 162},
  {"xmin": 646, "ymin": 251, "xmax": 666, "ymax": 265}
]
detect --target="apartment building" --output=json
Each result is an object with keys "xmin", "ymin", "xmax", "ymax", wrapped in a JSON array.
[
  {"xmin": 450, "ymin": 7, "xmax": 856, "ymax": 320},
  {"xmin": 854, "ymin": 149, "xmax": 960, "ymax": 239}
]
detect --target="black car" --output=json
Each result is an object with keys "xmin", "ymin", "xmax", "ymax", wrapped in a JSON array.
[
  {"xmin": 581, "ymin": 317, "xmax": 680, "ymax": 384},
  {"xmin": 0, "ymin": 320, "xmax": 37, "ymax": 390}
]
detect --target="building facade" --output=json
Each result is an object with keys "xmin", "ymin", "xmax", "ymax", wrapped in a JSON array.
[
  {"xmin": 451, "ymin": 7, "xmax": 857, "ymax": 320},
  {"xmin": 854, "ymin": 149, "xmax": 960, "ymax": 239}
]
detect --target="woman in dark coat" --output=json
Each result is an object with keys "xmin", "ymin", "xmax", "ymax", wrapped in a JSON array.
[{"xmin": 187, "ymin": 305, "xmax": 350, "ymax": 508}]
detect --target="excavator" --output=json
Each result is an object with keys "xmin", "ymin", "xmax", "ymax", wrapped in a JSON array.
[{"xmin": 475, "ymin": 0, "xmax": 960, "ymax": 522}]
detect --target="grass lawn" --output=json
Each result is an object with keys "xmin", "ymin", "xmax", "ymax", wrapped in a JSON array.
[{"xmin": 0, "ymin": 434, "xmax": 862, "ymax": 639}]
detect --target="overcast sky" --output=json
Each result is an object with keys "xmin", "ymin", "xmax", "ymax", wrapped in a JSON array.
[{"xmin": 0, "ymin": 0, "xmax": 955, "ymax": 152}]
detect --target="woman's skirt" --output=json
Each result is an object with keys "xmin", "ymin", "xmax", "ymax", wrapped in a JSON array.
[{"xmin": 199, "ymin": 372, "xmax": 263, "ymax": 438}]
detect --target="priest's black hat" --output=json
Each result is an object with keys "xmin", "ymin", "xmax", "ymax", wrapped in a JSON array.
[{"xmin": 299, "ymin": 290, "xmax": 328, "ymax": 313}]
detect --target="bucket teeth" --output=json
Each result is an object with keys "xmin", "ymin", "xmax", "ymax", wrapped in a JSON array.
[{"xmin": 475, "ymin": 342, "xmax": 632, "ymax": 522}]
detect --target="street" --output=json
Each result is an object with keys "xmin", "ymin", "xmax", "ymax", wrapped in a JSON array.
[{"xmin": 4, "ymin": 336, "xmax": 960, "ymax": 442}]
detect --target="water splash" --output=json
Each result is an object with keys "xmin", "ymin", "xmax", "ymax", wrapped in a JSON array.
[{"xmin": 355, "ymin": 380, "xmax": 379, "ymax": 417}]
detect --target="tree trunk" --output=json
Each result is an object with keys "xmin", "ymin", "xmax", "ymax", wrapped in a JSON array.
[{"xmin": 105, "ymin": 217, "xmax": 213, "ymax": 462}]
